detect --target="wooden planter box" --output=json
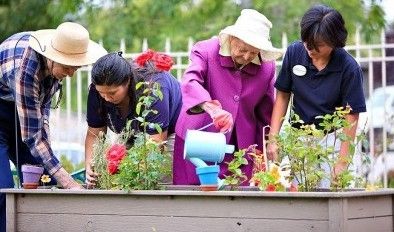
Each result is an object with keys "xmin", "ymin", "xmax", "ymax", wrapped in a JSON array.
[{"xmin": 2, "ymin": 187, "xmax": 393, "ymax": 232}]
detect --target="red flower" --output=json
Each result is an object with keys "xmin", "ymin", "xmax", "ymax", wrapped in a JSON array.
[
  {"xmin": 135, "ymin": 49, "xmax": 154, "ymax": 67},
  {"xmin": 266, "ymin": 184, "xmax": 276, "ymax": 192},
  {"xmin": 135, "ymin": 49, "xmax": 174, "ymax": 71},
  {"xmin": 107, "ymin": 160, "xmax": 121, "ymax": 175},
  {"xmin": 106, "ymin": 144, "xmax": 126, "ymax": 175},
  {"xmin": 106, "ymin": 144, "xmax": 126, "ymax": 162},
  {"xmin": 152, "ymin": 53, "xmax": 174, "ymax": 71}
]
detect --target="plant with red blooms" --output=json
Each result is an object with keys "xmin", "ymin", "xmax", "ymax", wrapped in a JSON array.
[
  {"xmin": 135, "ymin": 49, "xmax": 174, "ymax": 71},
  {"xmin": 91, "ymin": 70, "xmax": 172, "ymax": 191},
  {"xmin": 250, "ymin": 154, "xmax": 292, "ymax": 192}
]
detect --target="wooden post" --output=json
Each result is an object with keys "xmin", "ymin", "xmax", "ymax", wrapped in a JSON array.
[
  {"xmin": 328, "ymin": 198, "xmax": 348, "ymax": 232},
  {"xmin": 6, "ymin": 193, "xmax": 16, "ymax": 232}
]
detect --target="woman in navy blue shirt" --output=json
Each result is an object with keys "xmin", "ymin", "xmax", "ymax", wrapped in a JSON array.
[
  {"xmin": 267, "ymin": 5, "xmax": 366, "ymax": 180},
  {"xmin": 85, "ymin": 52, "xmax": 181, "ymax": 187}
]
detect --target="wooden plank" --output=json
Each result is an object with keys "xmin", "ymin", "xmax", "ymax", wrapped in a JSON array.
[
  {"xmin": 5, "ymin": 193, "xmax": 16, "ymax": 232},
  {"xmin": 347, "ymin": 195, "xmax": 392, "ymax": 218},
  {"xmin": 15, "ymin": 194, "xmax": 329, "ymax": 220},
  {"xmin": 347, "ymin": 217, "xmax": 393, "ymax": 232},
  {"xmin": 328, "ymin": 198, "xmax": 347, "ymax": 232},
  {"xmin": 2, "ymin": 188, "xmax": 394, "ymax": 198},
  {"xmin": 16, "ymin": 214, "xmax": 328, "ymax": 232}
]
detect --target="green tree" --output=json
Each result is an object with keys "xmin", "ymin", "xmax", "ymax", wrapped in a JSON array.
[
  {"xmin": 0, "ymin": 0, "xmax": 84, "ymax": 42},
  {"xmin": 82, "ymin": 0, "xmax": 386, "ymax": 53},
  {"xmin": 254, "ymin": 0, "xmax": 386, "ymax": 44}
]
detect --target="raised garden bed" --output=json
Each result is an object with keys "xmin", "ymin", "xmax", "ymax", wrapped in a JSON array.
[{"xmin": 2, "ymin": 187, "xmax": 393, "ymax": 232}]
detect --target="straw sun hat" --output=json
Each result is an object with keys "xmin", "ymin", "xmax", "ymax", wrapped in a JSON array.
[
  {"xmin": 219, "ymin": 9, "xmax": 283, "ymax": 61},
  {"xmin": 29, "ymin": 22, "xmax": 107, "ymax": 66}
]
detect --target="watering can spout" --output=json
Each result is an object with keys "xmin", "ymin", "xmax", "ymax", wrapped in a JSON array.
[
  {"xmin": 189, "ymin": 158, "xmax": 208, "ymax": 168},
  {"xmin": 225, "ymin": 144, "xmax": 235, "ymax": 154}
]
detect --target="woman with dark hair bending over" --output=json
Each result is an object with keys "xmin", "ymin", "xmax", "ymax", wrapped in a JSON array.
[
  {"xmin": 84, "ymin": 52, "xmax": 182, "ymax": 188},
  {"xmin": 267, "ymin": 5, "xmax": 366, "ymax": 186}
]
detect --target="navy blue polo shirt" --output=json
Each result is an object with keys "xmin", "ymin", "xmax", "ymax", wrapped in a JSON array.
[
  {"xmin": 275, "ymin": 41, "xmax": 366, "ymax": 125},
  {"xmin": 87, "ymin": 71, "xmax": 182, "ymax": 135}
]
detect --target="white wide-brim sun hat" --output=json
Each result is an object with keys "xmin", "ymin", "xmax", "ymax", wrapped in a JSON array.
[
  {"xmin": 29, "ymin": 22, "xmax": 107, "ymax": 66},
  {"xmin": 219, "ymin": 9, "xmax": 283, "ymax": 61}
]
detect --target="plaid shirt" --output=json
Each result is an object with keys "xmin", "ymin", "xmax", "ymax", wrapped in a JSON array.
[{"xmin": 0, "ymin": 32, "xmax": 62, "ymax": 175}]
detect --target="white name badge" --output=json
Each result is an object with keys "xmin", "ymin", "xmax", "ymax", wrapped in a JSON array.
[{"xmin": 292, "ymin": 65, "xmax": 307, "ymax": 76}]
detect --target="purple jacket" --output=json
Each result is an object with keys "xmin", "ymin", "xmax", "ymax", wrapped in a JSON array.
[
  {"xmin": 172, "ymin": 37, "xmax": 275, "ymax": 185},
  {"xmin": 175, "ymin": 37, "xmax": 275, "ymax": 149}
]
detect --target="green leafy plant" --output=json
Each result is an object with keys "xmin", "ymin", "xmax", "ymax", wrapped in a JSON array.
[
  {"xmin": 116, "ymin": 81, "xmax": 171, "ymax": 191},
  {"xmin": 273, "ymin": 106, "xmax": 368, "ymax": 192},
  {"xmin": 249, "ymin": 148, "xmax": 293, "ymax": 192},
  {"xmin": 91, "ymin": 80, "xmax": 171, "ymax": 191},
  {"xmin": 91, "ymin": 50, "xmax": 173, "ymax": 191},
  {"xmin": 223, "ymin": 149, "xmax": 248, "ymax": 189},
  {"xmin": 91, "ymin": 132, "xmax": 114, "ymax": 189}
]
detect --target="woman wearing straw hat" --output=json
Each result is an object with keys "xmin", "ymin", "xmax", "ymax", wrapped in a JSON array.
[
  {"xmin": 267, "ymin": 5, "xmax": 366, "ymax": 186},
  {"xmin": 173, "ymin": 9, "xmax": 283, "ymax": 185},
  {"xmin": 0, "ymin": 22, "xmax": 106, "ymax": 231}
]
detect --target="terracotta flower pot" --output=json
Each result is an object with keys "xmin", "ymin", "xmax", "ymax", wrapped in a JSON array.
[{"xmin": 21, "ymin": 164, "xmax": 44, "ymax": 188}]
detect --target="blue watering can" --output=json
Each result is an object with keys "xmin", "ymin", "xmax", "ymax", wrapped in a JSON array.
[{"xmin": 184, "ymin": 125, "xmax": 235, "ymax": 189}]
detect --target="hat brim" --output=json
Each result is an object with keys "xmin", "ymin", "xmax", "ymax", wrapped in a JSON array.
[
  {"xmin": 219, "ymin": 26, "xmax": 283, "ymax": 61},
  {"xmin": 29, "ymin": 29, "xmax": 107, "ymax": 66}
]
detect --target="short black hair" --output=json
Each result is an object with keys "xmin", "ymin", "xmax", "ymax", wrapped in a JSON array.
[{"xmin": 301, "ymin": 5, "xmax": 347, "ymax": 51}]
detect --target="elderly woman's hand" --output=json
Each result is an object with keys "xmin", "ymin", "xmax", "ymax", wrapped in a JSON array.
[
  {"xmin": 201, "ymin": 100, "xmax": 233, "ymax": 133},
  {"xmin": 211, "ymin": 109, "xmax": 233, "ymax": 133}
]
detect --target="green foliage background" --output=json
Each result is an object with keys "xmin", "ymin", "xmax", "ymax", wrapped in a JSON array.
[
  {"xmin": 1, "ymin": 0, "xmax": 390, "ymax": 52},
  {"xmin": 0, "ymin": 0, "xmax": 391, "ymax": 113}
]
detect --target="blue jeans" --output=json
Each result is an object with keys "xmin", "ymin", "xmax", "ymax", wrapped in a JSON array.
[{"xmin": 0, "ymin": 99, "xmax": 44, "ymax": 232}]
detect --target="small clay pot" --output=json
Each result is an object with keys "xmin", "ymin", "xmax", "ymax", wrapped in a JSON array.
[
  {"xmin": 22, "ymin": 183, "xmax": 39, "ymax": 189},
  {"xmin": 21, "ymin": 164, "xmax": 44, "ymax": 185},
  {"xmin": 200, "ymin": 185, "xmax": 218, "ymax": 191}
]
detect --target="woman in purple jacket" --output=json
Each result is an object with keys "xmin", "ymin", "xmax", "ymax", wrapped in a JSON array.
[{"xmin": 174, "ymin": 9, "xmax": 283, "ymax": 185}]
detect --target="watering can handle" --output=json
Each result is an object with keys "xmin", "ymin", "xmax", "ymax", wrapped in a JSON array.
[
  {"xmin": 197, "ymin": 122, "xmax": 231, "ymax": 134},
  {"xmin": 197, "ymin": 122, "xmax": 214, "ymax": 131}
]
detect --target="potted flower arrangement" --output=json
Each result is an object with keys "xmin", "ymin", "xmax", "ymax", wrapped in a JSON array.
[{"xmin": 91, "ymin": 49, "xmax": 173, "ymax": 191}]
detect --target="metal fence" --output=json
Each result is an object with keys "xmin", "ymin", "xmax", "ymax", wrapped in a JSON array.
[{"xmin": 50, "ymin": 29, "xmax": 394, "ymax": 186}]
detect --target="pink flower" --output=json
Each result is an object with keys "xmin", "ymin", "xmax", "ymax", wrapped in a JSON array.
[{"xmin": 289, "ymin": 183, "xmax": 298, "ymax": 192}]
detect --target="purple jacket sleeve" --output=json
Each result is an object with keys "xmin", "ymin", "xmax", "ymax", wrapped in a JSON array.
[{"xmin": 181, "ymin": 42, "xmax": 213, "ymax": 111}]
